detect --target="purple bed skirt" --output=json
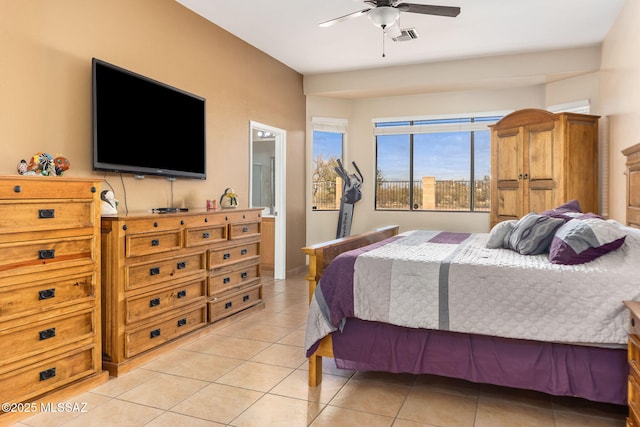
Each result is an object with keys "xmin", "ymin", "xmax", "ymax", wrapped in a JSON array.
[{"xmin": 330, "ymin": 318, "xmax": 628, "ymax": 405}]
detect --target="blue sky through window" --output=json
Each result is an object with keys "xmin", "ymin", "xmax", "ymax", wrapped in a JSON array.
[
  {"xmin": 313, "ymin": 131, "xmax": 342, "ymax": 162},
  {"xmin": 377, "ymin": 130, "xmax": 490, "ymax": 181}
]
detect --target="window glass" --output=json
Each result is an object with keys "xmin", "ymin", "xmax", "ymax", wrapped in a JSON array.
[
  {"xmin": 474, "ymin": 130, "xmax": 491, "ymax": 211},
  {"xmin": 312, "ymin": 130, "xmax": 343, "ymax": 211},
  {"xmin": 413, "ymin": 132, "xmax": 470, "ymax": 211},
  {"xmin": 376, "ymin": 134, "xmax": 410, "ymax": 210},
  {"xmin": 374, "ymin": 115, "xmax": 500, "ymax": 212}
]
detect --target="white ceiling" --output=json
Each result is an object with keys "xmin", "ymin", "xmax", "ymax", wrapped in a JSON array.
[{"xmin": 174, "ymin": 0, "xmax": 625, "ymax": 76}]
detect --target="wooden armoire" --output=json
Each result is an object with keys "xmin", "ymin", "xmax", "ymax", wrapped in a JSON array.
[{"xmin": 489, "ymin": 109, "xmax": 600, "ymax": 227}]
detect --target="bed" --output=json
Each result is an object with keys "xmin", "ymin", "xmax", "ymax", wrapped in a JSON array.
[{"xmin": 303, "ymin": 212, "xmax": 640, "ymax": 405}]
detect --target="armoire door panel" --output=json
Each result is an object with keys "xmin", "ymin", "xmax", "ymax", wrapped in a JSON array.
[
  {"xmin": 495, "ymin": 133, "xmax": 521, "ymax": 182},
  {"xmin": 496, "ymin": 188, "xmax": 520, "ymax": 219},
  {"xmin": 528, "ymin": 190, "xmax": 555, "ymax": 214},
  {"xmin": 527, "ymin": 128, "xmax": 556, "ymax": 182}
]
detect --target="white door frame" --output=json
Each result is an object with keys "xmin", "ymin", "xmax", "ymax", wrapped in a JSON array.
[{"xmin": 249, "ymin": 121, "xmax": 286, "ymax": 279}]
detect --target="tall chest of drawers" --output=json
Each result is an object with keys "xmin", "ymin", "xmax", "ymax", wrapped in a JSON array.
[
  {"xmin": 626, "ymin": 301, "xmax": 640, "ymax": 426},
  {"xmin": 101, "ymin": 208, "xmax": 264, "ymax": 376},
  {"xmin": 0, "ymin": 176, "xmax": 108, "ymax": 424}
]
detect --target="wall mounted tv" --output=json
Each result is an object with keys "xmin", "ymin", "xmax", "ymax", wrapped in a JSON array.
[{"xmin": 92, "ymin": 58, "xmax": 206, "ymax": 179}]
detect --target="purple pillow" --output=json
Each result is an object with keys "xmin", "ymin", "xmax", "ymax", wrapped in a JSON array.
[
  {"xmin": 541, "ymin": 200, "xmax": 583, "ymax": 220},
  {"xmin": 548, "ymin": 218, "xmax": 627, "ymax": 265},
  {"xmin": 541, "ymin": 199, "xmax": 582, "ymax": 215}
]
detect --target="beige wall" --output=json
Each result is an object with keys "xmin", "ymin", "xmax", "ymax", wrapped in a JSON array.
[
  {"xmin": 0, "ymin": 0, "xmax": 307, "ymax": 273},
  {"xmin": 599, "ymin": 0, "xmax": 640, "ymax": 222}
]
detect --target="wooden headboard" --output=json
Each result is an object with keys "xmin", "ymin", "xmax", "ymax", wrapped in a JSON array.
[
  {"xmin": 623, "ymin": 143, "xmax": 640, "ymax": 229},
  {"xmin": 301, "ymin": 225, "xmax": 399, "ymax": 302}
]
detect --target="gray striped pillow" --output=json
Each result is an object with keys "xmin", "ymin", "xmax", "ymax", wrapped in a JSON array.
[{"xmin": 505, "ymin": 213, "xmax": 565, "ymax": 255}]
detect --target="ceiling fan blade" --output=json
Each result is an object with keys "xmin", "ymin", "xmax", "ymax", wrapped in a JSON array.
[
  {"xmin": 319, "ymin": 8, "xmax": 371, "ymax": 27},
  {"xmin": 396, "ymin": 3, "xmax": 461, "ymax": 17}
]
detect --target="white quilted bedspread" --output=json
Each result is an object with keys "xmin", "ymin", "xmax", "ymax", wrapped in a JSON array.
[{"xmin": 353, "ymin": 228, "xmax": 640, "ymax": 346}]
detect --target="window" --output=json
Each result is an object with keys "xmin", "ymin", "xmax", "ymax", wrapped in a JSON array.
[
  {"xmin": 374, "ymin": 114, "xmax": 501, "ymax": 212},
  {"xmin": 312, "ymin": 118, "xmax": 346, "ymax": 211}
]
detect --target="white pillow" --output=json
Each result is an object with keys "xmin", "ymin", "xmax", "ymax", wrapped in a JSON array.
[{"xmin": 486, "ymin": 220, "xmax": 517, "ymax": 249}]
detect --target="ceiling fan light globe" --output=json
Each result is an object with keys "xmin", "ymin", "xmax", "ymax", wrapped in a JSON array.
[{"xmin": 368, "ymin": 6, "xmax": 399, "ymax": 28}]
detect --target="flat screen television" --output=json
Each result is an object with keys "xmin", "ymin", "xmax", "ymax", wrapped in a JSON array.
[{"xmin": 92, "ymin": 58, "xmax": 206, "ymax": 179}]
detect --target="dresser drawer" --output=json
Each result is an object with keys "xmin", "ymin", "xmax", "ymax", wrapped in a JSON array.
[
  {"xmin": 208, "ymin": 241, "xmax": 259, "ymax": 268},
  {"xmin": 224, "ymin": 210, "xmax": 262, "ymax": 223},
  {"xmin": 185, "ymin": 224, "xmax": 227, "ymax": 247},
  {"xmin": 125, "ymin": 304, "xmax": 206, "ymax": 358},
  {"xmin": 0, "ymin": 236, "xmax": 93, "ymax": 273},
  {"xmin": 126, "ymin": 230, "xmax": 182, "ymax": 258},
  {"xmin": 125, "ymin": 252, "xmax": 205, "ymax": 291},
  {"xmin": 631, "ymin": 334, "xmax": 640, "ymax": 380},
  {"xmin": 209, "ymin": 265, "xmax": 260, "ymax": 295},
  {"xmin": 0, "ymin": 345, "xmax": 97, "ymax": 406},
  {"xmin": 228, "ymin": 221, "xmax": 261, "ymax": 240},
  {"xmin": 0, "ymin": 200, "xmax": 94, "ymax": 236},
  {"xmin": 630, "ymin": 368, "xmax": 640, "ymax": 427},
  {"xmin": 181, "ymin": 213, "xmax": 228, "ymax": 228},
  {"xmin": 208, "ymin": 284, "xmax": 262, "ymax": 322},
  {"xmin": 0, "ymin": 309, "xmax": 94, "ymax": 365},
  {"xmin": 120, "ymin": 217, "xmax": 187, "ymax": 234},
  {"xmin": 125, "ymin": 278, "xmax": 207, "ymax": 324},
  {"xmin": 0, "ymin": 179, "xmax": 97, "ymax": 200},
  {"xmin": 0, "ymin": 268, "xmax": 94, "ymax": 321}
]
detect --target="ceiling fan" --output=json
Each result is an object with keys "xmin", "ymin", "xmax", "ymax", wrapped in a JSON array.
[{"xmin": 319, "ymin": 1, "xmax": 461, "ymax": 30}]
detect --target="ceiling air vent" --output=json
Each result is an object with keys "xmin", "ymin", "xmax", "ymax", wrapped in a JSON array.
[{"xmin": 392, "ymin": 28, "xmax": 419, "ymax": 42}]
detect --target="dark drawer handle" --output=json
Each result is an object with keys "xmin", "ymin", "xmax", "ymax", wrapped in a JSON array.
[
  {"xmin": 243, "ymin": 295, "xmax": 250, "ymax": 302},
  {"xmin": 38, "ymin": 209, "xmax": 55, "ymax": 219},
  {"xmin": 150, "ymin": 329, "xmax": 161, "ymax": 338},
  {"xmin": 149, "ymin": 298, "xmax": 161, "ymax": 307},
  {"xmin": 223, "ymin": 277, "xmax": 230, "ymax": 284},
  {"xmin": 176, "ymin": 261, "xmax": 186, "ymax": 270},
  {"xmin": 177, "ymin": 290, "xmax": 187, "ymax": 298},
  {"xmin": 242, "ymin": 227, "xmax": 249, "ymax": 233},
  {"xmin": 39, "ymin": 249, "xmax": 55, "ymax": 260},
  {"xmin": 150, "ymin": 267, "xmax": 160, "ymax": 276},
  {"xmin": 151, "ymin": 239, "xmax": 160, "ymax": 247},
  {"xmin": 39, "ymin": 288, "xmax": 56, "ymax": 300},
  {"xmin": 39, "ymin": 327, "xmax": 56, "ymax": 341},
  {"xmin": 241, "ymin": 249, "xmax": 248, "ymax": 255},
  {"xmin": 39, "ymin": 367, "xmax": 56, "ymax": 381},
  {"xmin": 223, "ymin": 253, "xmax": 231, "ymax": 260},
  {"xmin": 177, "ymin": 318, "xmax": 187, "ymax": 327},
  {"xmin": 203, "ymin": 232, "xmax": 210, "ymax": 239},
  {"xmin": 225, "ymin": 302, "xmax": 232, "ymax": 309},
  {"xmin": 241, "ymin": 272, "xmax": 248, "ymax": 279}
]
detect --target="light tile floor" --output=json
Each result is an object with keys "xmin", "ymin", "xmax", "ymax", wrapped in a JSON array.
[{"xmin": 15, "ymin": 272, "xmax": 628, "ymax": 427}]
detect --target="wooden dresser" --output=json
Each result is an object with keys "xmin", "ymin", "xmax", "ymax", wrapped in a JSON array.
[
  {"xmin": 623, "ymin": 143, "xmax": 640, "ymax": 229},
  {"xmin": 0, "ymin": 176, "xmax": 108, "ymax": 424},
  {"xmin": 625, "ymin": 301, "xmax": 640, "ymax": 426},
  {"xmin": 489, "ymin": 109, "xmax": 600, "ymax": 227},
  {"xmin": 101, "ymin": 208, "xmax": 263, "ymax": 376}
]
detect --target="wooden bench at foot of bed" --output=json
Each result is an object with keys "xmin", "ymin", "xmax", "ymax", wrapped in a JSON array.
[{"xmin": 302, "ymin": 225, "xmax": 400, "ymax": 386}]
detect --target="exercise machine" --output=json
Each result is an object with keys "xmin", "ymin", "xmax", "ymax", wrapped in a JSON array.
[{"xmin": 335, "ymin": 159, "xmax": 363, "ymax": 238}]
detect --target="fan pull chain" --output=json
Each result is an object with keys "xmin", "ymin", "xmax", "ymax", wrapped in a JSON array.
[{"xmin": 382, "ymin": 28, "xmax": 386, "ymax": 58}]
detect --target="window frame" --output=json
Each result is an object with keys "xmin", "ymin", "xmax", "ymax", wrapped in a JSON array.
[
  {"xmin": 311, "ymin": 117, "xmax": 347, "ymax": 212},
  {"xmin": 373, "ymin": 112, "xmax": 505, "ymax": 213}
]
